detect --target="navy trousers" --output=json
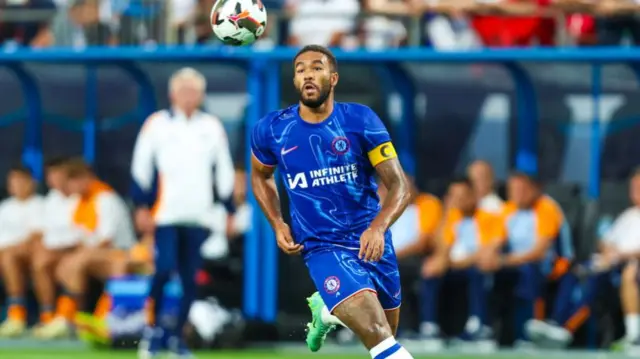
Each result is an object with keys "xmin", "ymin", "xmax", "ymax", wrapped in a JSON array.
[{"xmin": 148, "ymin": 225, "xmax": 209, "ymax": 337}]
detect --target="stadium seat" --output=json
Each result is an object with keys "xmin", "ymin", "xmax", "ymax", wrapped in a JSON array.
[
  {"xmin": 544, "ymin": 182, "xmax": 584, "ymax": 257},
  {"xmin": 580, "ymin": 181, "xmax": 629, "ymax": 259}
]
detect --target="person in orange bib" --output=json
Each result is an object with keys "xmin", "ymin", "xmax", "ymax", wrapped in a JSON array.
[
  {"xmin": 36, "ymin": 158, "xmax": 137, "ymax": 339},
  {"xmin": 420, "ymin": 176, "xmax": 501, "ymax": 350},
  {"xmin": 477, "ymin": 171, "xmax": 575, "ymax": 345}
]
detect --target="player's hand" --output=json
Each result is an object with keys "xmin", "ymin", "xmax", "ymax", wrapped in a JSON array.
[
  {"xmin": 477, "ymin": 249, "xmax": 500, "ymax": 272},
  {"xmin": 135, "ymin": 208, "xmax": 155, "ymax": 234},
  {"xmin": 359, "ymin": 226, "xmax": 385, "ymax": 262},
  {"xmin": 275, "ymin": 220, "xmax": 303, "ymax": 255},
  {"xmin": 421, "ymin": 256, "xmax": 447, "ymax": 278}
]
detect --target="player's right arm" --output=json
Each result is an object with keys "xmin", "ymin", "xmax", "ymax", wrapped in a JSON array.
[{"xmin": 250, "ymin": 119, "xmax": 303, "ymax": 255}]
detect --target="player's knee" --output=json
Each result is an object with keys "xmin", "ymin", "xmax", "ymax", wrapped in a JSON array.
[
  {"xmin": 0, "ymin": 251, "xmax": 17, "ymax": 270},
  {"xmin": 55, "ymin": 258, "xmax": 74, "ymax": 284},
  {"xmin": 31, "ymin": 255, "xmax": 50, "ymax": 275}
]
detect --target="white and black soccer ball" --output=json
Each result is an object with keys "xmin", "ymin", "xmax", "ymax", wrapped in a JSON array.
[{"xmin": 210, "ymin": 0, "xmax": 267, "ymax": 46}]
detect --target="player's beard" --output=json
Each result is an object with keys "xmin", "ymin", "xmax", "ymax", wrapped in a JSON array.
[{"xmin": 298, "ymin": 80, "xmax": 332, "ymax": 109}]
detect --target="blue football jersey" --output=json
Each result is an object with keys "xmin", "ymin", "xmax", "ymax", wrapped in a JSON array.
[{"xmin": 251, "ymin": 102, "xmax": 397, "ymax": 252}]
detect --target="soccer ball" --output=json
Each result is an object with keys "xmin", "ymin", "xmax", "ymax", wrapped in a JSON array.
[{"xmin": 210, "ymin": 0, "xmax": 267, "ymax": 46}]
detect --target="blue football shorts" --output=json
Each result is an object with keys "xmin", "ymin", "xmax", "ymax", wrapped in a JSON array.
[{"xmin": 304, "ymin": 241, "xmax": 402, "ymax": 313}]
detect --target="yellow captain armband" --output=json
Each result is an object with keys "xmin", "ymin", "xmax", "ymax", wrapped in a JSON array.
[{"xmin": 368, "ymin": 142, "xmax": 397, "ymax": 167}]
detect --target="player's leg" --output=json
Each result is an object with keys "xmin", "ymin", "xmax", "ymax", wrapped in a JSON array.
[
  {"xmin": 451, "ymin": 268, "xmax": 495, "ymax": 350},
  {"xmin": 31, "ymin": 246, "xmax": 68, "ymax": 327},
  {"xmin": 140, "ymin": 226, "xmax": 179, "ymax": 358},
  {"xmin": 36, "ymin": 247, "xmax": 90, "ymax": 338},
  {"xmin": 85, "ymin": 248, "xmax": 129, "ymax": 280},
  {"xmin": 367, "ymin": 244, "xmax": 403, "ymax": 338},
  {"xmin": 333, "ymin": 292, "xmax": 414, "ymax": 358},
  {"xmin": 512, "ymin": 263, "xmax": 544, "ymax": 343},
  {"xmin": 621, "ymin": 261, "xmax": 640, "ymax": 344},
  {"xmin": 169, "ymin": 226, "xmax": 207, "ymax": 357},
  {"xmin": 419, "ymin": 268, "xmax": 444, "ymax": 343},
  {"xmin": 0, "ymin": 242, "xmax": 31, "ymax": 337},
  {"xmin": 384, "ymin": 308, "xmax": 400, "ymax": 336},
  {"xmin": 308, "ymin": 249, "xmax": 414, "ymax": 358},
  {"xmin": 526, "ymin": 269, "xmax": 583, "ymax": 348}
]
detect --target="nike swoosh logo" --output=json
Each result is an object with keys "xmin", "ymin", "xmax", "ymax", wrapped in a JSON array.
[{"xmin": 281, "ymin": 146, "xmax": 298, "ymax": 155}]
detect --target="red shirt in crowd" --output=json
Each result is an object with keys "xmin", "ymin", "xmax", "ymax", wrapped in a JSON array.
[{"xmin": 472, "ymin": 0, "xmax": 555, "ymax": 47}]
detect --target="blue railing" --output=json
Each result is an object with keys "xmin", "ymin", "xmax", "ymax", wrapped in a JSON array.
[{"xmin": 1, "ymin": 46, "xmax": 636, "ymax": 324}]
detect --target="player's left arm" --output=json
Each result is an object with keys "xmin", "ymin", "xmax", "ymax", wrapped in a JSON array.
[
  {"xmin": 371, "ymin": 156, "xmax": 411, "ymax": 230},
  {"xmin": 503, "ymin": 199, "xmax": 561, "ymax": 267},
  {"xmin": 363, "ymin": 107, "xmax": 411, "ymax": 232}
]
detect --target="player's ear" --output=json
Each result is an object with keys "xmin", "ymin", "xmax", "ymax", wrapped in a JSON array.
[{"xmin": 331, "ymin": 72, "xmax": 339, "ymax": 87}]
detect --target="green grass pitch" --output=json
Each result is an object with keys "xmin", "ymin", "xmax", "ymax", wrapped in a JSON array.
[{"xmin": 0, "ymin": 350, "xmax": 485, "ymax": 359}]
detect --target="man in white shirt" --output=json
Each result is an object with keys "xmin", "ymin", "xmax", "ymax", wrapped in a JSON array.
[
  {"xmin": 131, "ymin": 67, "xmax": 234, "ymax": 359},
  {"xmin": 467, "ymin": 160, "xmax": 504, "ymax": 214},
  {"xmin": 0, "ymin": 165, "xmax": 44, "ymax": 337},
  {"xmin": 287, "ymin": 0, "xmax": 360, "ymax": 47},
  {"xmin": 31, "ymin": 157, "xmax": 81, "ymax": 334},
  {"xmin": 526, "ymin": 168, "xmax": 640, "ymax": 349},
  {"xmin": 37, "ymin": 158, "xmax": 137, "ymax": 339}
]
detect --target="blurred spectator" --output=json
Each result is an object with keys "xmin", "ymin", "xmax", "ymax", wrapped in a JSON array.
[
  {"xmin": 526, "ymin": 168, "xmax": 640, "ymax": 349},
  {"xmin": 227, "ymin": 167, "xmax": 252, "ymax": 242},
  {"xmin": 194, "ymin": 0, "xmax": 215, "ymax": 43},
  {"xmin": 478, "ymin": 172, "xmax": 575, "ymax": 344},
  {"xmin": 425, "ymin": 0, "xmax": 481, "ymax": 50},
  {"xmin": 0, "ymin": 0, "xmax": 55, "ymax": 47},
  {"xmin": 37, "ymin": 159, "xmax": 136, "ymax": 339},
  {"xmin": 0, "ymin": 165, "xmax": 43, "ymax": 338},
  {"xmin": 286, "ymin": 0, "xmax": 360, "ymax": 47},
  {"xmin": 382, "ymin": 175, "xmax": 443, "ymax": 260},
  {"xmin": 117, "ymin": 0, "xmax": 165, "ymax": 45},
  {"xmin": 360, "ymin": 0, "xmax": 418, "ymax": 49},
  {"xmin": 553, "ymin": 0, "xmax": 597, "ymax": 45},
  {"xmin": 32, "ymin": 157, "xmax": 81, "ymax": 335},
  {"xmin": 594, "ymin": 0, "xmax": 640, "ymax": 46},
  {"xmin": 471, "ymin": 0, "xmax": 555, "ymax": 47},
  {"xmin": 420, "ymin": 177, "xmax": 498, "ymax": 350},
  {"xmin": 467, "ymin": 160, "xmax": 504, "ymax": 214},
  {"xmin": 170, "ymin": 0, "xmax": 197, "ymax": 43},
  {"xmin": 51, "ymin": 0, "xmax": 116, "ymax": 47}
]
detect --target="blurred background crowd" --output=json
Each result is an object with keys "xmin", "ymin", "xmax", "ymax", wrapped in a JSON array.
[{"xmin": 4, "ymin": 0, "xmax": 640, "ymax": 49}]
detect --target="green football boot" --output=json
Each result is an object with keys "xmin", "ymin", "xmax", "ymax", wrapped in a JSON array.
[{"xmin": 305, "ymin": 292, "xmax": 336, "ymax": 352}]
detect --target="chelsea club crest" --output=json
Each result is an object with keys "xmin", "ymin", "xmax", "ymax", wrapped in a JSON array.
[
  {"xmin": 324, "ymin": 276, "xmax": 341, "ymax": 294},
  {"xmin": 331, "ymin": 136, "xmax": 350, "ymax": 155}
]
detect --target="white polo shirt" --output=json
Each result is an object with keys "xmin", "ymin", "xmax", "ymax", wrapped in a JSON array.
[
  {"xmin": 80, "ymin": 191, "xmax": 136, "ymax": 250},
  {"xmin": 603, "ymin": 207, "xmax": 640, "ymax": 254},
  {"xmin": 42, "ymin": 189, "xmax": 82, "ymax": 250},
  {"xmin": 0, "ymin": 195, "xmax": 44, "ymax": 249}
]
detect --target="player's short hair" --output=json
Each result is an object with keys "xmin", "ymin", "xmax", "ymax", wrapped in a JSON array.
[
  {"xmin": 65, "ymin": 157, "xmax": 93, "ymax": 179},
  {"xmin": 169, "ymin": 67, "xmax": 207, "ymax": 93},
  {"xmin": 9, "ymin": 164, "xmax": 33, "ymax": 177},
  {"xmin": 44, "ymin": 156, "xmax": 70, "ymax": 169},
  {"xmin": 509, "ymin": 170, "xmax": 541, "ymax": 187},
  {"xmin": 631, "ymin": 166, "xmax": 640, "ymax": 179},
  {"xmin": 294, "ymin": 45, "xmax": 338, "ymax": 72},
  {"xmin": 449, "ymin": 176, "xmax": 473, "ymax": 190}
]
